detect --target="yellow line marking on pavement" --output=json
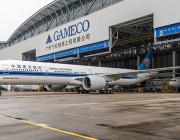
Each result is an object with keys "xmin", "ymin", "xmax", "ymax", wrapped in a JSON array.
[{"xmin": 0, "ymin": 114, "xmax": 98, "ymax": 140}]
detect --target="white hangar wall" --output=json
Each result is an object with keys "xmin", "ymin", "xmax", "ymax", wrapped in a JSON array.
[{"xmin": 0, "ymin": 0, "xmax": 179, "ymax": 60}]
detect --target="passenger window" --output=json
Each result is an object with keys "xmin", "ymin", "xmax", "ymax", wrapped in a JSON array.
[{"xmin": 23, "ymin": 65, "xmax": 26, "ymax": 69}]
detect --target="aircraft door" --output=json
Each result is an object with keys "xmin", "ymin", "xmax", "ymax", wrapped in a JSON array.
[
  {"xmin": 3, "ymin": 64, "xmax": 9, "ymax": 75},
  {"xmin": 89, "ymin": 69, "xmax": 93, "ymax": 75},
  {"xmin": 42, "ymin": 67, "xmax": 49, "ymax": 84},
  {"xmin": 44, "ymin": 67, "xmax": 49, "ymax": 76}
]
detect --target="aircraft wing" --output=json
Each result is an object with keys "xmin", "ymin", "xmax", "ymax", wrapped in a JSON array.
[
  {"xmin": 104, "ymin": 66, "xmax": 180, "ymax": 81},
  {"xmin": 69, "ymin": 77, "xmax": 84, "ymax": 85}
]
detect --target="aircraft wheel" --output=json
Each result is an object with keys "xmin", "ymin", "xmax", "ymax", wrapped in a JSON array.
[
  {"xmin": 78, "ymin": 90, "xmax": 81, "ymax": 94},
  {"xmin": 100, "ymin": 90, "xmax": 103, "ymax": 94},
  {"xmin": 109, "ymin": 90, "xmax": 113, "ymax": 94}
]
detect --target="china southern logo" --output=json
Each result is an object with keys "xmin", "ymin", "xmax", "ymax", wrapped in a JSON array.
[
  {"xmin": 144, "ymin": 58, "xmax": 151, "ymax": 69},
  {"xmin": 46, "ymin": 35, "xmax": 53, "ymax": 44}
]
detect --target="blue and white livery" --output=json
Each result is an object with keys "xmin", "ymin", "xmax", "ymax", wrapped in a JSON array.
[{"xmin": 0, "ymin": 49, "xmax": 179, "ymax": 91}]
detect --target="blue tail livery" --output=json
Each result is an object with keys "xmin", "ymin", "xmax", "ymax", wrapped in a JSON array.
[{"xmin": 138, "ymin": 49, "xmax": 154, "ymax": 70}]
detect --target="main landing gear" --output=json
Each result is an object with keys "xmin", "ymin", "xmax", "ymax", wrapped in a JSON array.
[
  {"xmin": 99, "ymin": 90, "xmax": 113, "ymax": 94},
  {"xmin": 78, "ymin": 90, "xmax": 90, "ymax": 94},
  {"xmin": 78, "ymin": 89, "xmax": 113, "ymax": 94}
]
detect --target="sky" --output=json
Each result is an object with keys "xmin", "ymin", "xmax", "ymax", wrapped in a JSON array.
[{"xmin": 0, "ymin": 0, "xmax": 54, "ymax": 41}]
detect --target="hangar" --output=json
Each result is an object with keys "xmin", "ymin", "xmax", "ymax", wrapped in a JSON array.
[{"xmin": 0, "ymin": 0, "xmax": 180, "ymax": 74}]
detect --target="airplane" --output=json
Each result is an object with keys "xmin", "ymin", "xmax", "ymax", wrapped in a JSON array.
[
  {"xmin": 0, "ymin": 48, "xmax": 179, "ymax": 95},
  {"xmin": 169, "ymin": 77, "xmax": 180, "ymax": 88}
]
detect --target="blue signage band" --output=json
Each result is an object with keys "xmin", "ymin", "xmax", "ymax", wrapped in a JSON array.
[
  {"xmin": 155, "ymin": 22, "xmax": 180, "ymax": 37},
  {"xmin": 37, "ymin": 40, "xmax": 110, "ymax": 62}
]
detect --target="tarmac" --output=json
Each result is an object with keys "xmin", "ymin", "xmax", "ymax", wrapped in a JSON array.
[{"xmin": 0, "ymin": 92, "xmax": 180, "ymax": 140}]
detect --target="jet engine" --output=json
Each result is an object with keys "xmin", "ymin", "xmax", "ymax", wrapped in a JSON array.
[
  {"xmin": 83, "ymin": 76, "xmax": 107, "ymax": 90},
  {"xmin": 169, "ymin": 78, "xmax": 180, "ymax": 88}
]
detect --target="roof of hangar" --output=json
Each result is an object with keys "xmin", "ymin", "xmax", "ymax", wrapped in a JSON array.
[{"xmin": 8, "ymin": 0, "xmax": 79, "ymax": 41}]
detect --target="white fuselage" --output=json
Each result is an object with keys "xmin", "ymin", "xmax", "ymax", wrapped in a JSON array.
[
  {"xmin": 0, "ymin": 60, "xmax": 148, "ymax": 86},
  {"xmin": 0, "ymin": 60, "xmax": 148, "ymax": 89}
]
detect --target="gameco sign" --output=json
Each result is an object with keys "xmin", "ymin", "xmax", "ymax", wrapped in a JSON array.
[{"xmin": 46, "ymin": 20, "xmax": 90, "ymax": 44}]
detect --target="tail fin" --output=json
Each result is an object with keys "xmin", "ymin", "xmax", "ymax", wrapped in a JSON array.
[{"xmin": 138, "ymin": 49, "xmax": 154, "ymax": 70}]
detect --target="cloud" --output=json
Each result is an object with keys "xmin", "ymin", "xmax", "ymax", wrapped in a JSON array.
[{"xmin": 0, "ymin": 0, "xmax": 54, "ymax": 41}]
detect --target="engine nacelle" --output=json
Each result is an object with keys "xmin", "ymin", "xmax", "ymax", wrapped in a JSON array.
[
  {"xmin": 83, "ymin": 76, "xmax": 107, "ymax": 90},
  {"xmin": 169, "ymin": 78, "xmax": 180, "ymax": 88},
  {"xmin": 45, "ymin": 85, "xmax": 65, "ymax": 91}
]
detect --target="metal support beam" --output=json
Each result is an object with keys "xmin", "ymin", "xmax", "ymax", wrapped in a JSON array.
[
  {"xmin": 137, "ymin": 55, "xmax": 140, "ymax": 69},
  {"xmin": 38, "ymin": 14, "xmax": 45, "ymax": 25},
  {"xmin": 47, "ymin": 19, "xmax": 53, "ymax": 31},
  {"xmin": 24, "ymin": 25, "xmax": 29, "ymax": 33},
  {"xmin": 55, "ymin": 4, "xmax": 64, "ymax": 24},
  {"xmin": 112, "ymin": 28, "xmax": 119, "ymax": 48},
  {"xmin": 79, "ymin": 0, "xmax": 87, "ymax": 15},
  {"xmin": 52, "ymin": 7, "xmax": 60, "ymax": 26},
  {"xmin": 47, "ymin": 10, "xmax": 54, "ymax": 22},
  {"xmin": 30, "ymin": 20, "xmax": 39, "ymax": 33},
  {"xmin": 30, "ymin": 28, "xmax": 36, "ymax": 37},
  {"xmin": 99, "ymin": 60, "xmax": 101, "ymax": 67},
  {"xmin": 152, "ymin": 56, "xmax": 155, "ymax": 69},
  {"xmin": 38, "ymin": 13, "xmax": 47, "ymax": 17},
  {"xmin": 86, "ymin": 0, "xmax": 97, "ymax": 15},
  {"xmin": 173, "ymin": 50, "xmax": 176, "ymax": 78},
  {"xmin": 57, "ymin": 2, "xmax": 67, "ymax": 23},
  {"xmin": 63, "ymin": 0, "xmax": 71, "ymax": 14},
  {"xmin": 102, "ymin": 0, "xmax": 107, "ymax": 7}
]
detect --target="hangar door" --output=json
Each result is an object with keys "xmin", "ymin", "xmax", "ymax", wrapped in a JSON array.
[{"xmin": 22, "ymin": 50, "xmax": 36, "ymax": 61}]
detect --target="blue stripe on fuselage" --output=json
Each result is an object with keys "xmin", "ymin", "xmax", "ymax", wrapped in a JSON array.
[{"xmin": 0, "ymin": 70, "xmax": 89, "ymax": 77}]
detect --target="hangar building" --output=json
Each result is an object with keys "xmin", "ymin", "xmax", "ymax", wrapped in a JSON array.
[{"xmin": 0, "ymin": 0, "xmax": 180, "ymax": 72}]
